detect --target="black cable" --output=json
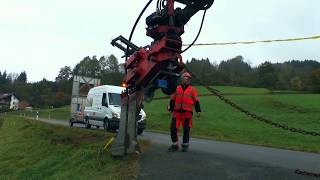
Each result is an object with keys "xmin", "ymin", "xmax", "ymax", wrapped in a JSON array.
[
  {"xmin": 161, "ymin": 0, "xmax": 167, "ymax": 9},
  {"xmin": 157, "ymin": 0, "xmax": 161, "ymax": 12},
  {"xmin": 126, "ymin": 0, "xmax": 154, "ymax": 62},
  {"xmin": 181, "ymin": 9, "xmax": 207, "ymax": 53},
  {"xmin": 160, "ymin": 0, "xmax": 164, "ymax": 11}
]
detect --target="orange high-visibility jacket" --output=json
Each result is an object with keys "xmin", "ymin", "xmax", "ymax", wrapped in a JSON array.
[{"xmin": 171, "ymin": 85, "xmax": 199, "ymax": 112}]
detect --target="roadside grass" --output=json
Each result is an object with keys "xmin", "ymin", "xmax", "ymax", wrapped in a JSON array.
[
  {"xmin": 144, "ymin": 93, "xmax": 320, "ymax": 153},
  {"xmin": 0, "ymin": 116, "xmax": 139, "ymax": 179},
  {"xmin": 10, "ymin": 106, "xmax": 70, "ymax": 121}
]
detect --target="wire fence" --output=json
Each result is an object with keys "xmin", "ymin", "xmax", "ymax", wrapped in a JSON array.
[{"xmin": 183, "ymin": 35, "xmax": 320, "ymax": 46}]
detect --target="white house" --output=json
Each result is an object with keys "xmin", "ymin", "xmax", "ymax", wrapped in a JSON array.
[{"xmin": 0, "ymin": 93, "xmax": 20, "ymax": 110}]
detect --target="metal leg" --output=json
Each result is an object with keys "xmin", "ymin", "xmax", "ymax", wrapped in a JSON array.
[
  {"xmin": 110, "ymin": 93, "xmax": 129, "ymax": 156},
  {"xmin": 110, "ymin": 90, "xmax": 142, "ymax": 157},
  {"xmin": 126, "ymin": 92, "xmax": 139, "ymax": 154}
]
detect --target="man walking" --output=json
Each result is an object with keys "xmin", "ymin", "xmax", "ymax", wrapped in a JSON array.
[{"xmin": 168, "ymin": 72, "xmax": 201, "ymax": 152}]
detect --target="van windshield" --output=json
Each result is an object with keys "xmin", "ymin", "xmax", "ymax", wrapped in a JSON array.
[{"xmin": 108, "ymin": 93, "xmax": 121, "ymax": 106}]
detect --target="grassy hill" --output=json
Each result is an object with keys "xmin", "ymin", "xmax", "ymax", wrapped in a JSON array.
[
  {"xmin": 0, "ymin": 116, "xmax": 139, "ymax": 179},
  {"xmin": 145, "ymin": 93, "xmax": 320, "ymax": 153}
]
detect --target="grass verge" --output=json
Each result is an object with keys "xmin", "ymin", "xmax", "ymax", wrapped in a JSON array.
[
  {"xmin": 9, "ymin": 106, "xmax": 70, "ymax": 121},
  {"xmin": 0, "ymin": 116, "xmax": 140, "ymax": 179}
]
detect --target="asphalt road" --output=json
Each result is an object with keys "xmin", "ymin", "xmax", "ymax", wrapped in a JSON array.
[
  {"xmin": 138, "ymin": 132, "xmax": 320, "ymax": 180},
  {"xmin": 31, "ymin": 117, "xmax": 320, "ymax": 179}
]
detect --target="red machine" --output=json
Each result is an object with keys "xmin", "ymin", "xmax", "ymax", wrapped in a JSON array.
[
  {"xmin": 110, "ymin": 0, "xmax": 214, "ymax": 156},
  {"xmin": 112, "ymin": 0, "xmax": 214, "ymax": 99}
]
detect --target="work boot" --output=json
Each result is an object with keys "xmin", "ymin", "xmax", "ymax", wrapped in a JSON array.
[
  {"xmin": 168, "ymin": 144, "xmax": 179, "ymax": 152},
  {"xmin": 181, "ymin": 144, "xmax": 189, "ymax": 152}
]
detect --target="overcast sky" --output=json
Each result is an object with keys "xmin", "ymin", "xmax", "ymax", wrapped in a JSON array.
[{"xmin": 0, "ymin": 0, "xmax": 319, "ymax": 82}]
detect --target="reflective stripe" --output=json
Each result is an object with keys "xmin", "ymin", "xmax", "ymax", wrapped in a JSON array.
[
  {"xmin": 174, "ymin": 85, "xmax": 198, "ymax": 112},
  {"xmin": 184, "ymin": 94, "xmax": 193, "ymax": 99},
  {"xmin": 182, "ymin": 104, "xmax": 193, "ymax": 108},
  {"xmin": 177, "ymin": 95, "xmax": 193, "ymax": 100},
  {"xmin": 174, "ymin": 104, "xmax": 193, "ymax": 107}
]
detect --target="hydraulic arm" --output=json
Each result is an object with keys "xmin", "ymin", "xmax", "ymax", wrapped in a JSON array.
[{"xmin": 110, "ymin": 0, "xmax": 214, "ymax": 156}]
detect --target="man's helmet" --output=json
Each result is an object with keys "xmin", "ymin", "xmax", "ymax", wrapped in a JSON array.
[{"xmin": 182, "ymin": 72, "xmax": 192, "ymax": 79}]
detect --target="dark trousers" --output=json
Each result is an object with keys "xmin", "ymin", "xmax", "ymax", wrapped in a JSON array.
[{"xmin": 170, "ymin": 117, "xmax": 190, "ymax": 144}]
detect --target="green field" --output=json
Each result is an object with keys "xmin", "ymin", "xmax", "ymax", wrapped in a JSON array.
[
  {"xmin": 0, "ymin": 116, "xmax": 139, "ymax": 179},
  {"xmin": 11, "ymin": 86, "xmax": 270, "ymax": 121},
  {"xmin": 9, "ymin": 86, "xmax": 320, "ymax": 153},
  {"xmin": 145, "ymin": 92, "xmax": 320, "ymax": 153},
  {"xmin": 154, "ymin": 85, "xmax": 271, "ymax": 98}
]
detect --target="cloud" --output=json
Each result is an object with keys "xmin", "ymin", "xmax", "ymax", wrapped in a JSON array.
[
  {"xmin": 0, "ymin": 0, "xmax": 319, "ymax": 82},
  {"xmin": 0, "ymin": 2, "xmax": 44, "ymax": 24}
]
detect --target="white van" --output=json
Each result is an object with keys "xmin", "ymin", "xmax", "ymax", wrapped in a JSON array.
[{"xmin": 84, "ymin": 85, "xmax": 146, "ymax": 135}]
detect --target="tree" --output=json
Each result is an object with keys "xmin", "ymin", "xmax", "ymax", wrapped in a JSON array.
[
  {"xmin": 218, "ymin": 56, "xmax": 252, "ymax": 86},
  {"xmin": 30, "ymin": 78, "xmax": 55, "ymax": 107},
  {"xmin": 53, "ymin": 92, "xmax": 69, "ymax": 107},
  {"xmin": 7, "ymin": 73, "xmax": 19, "ymax": 84},
  {"xmin": 0, "ymin": 71, "xmax": 11, "ymax": 91},
  {"xmin": 186, "ymin": 58, "xmax": 217, "ymax": 85},
  {"xmin": 310, "ymin": 69, "xmax": 320, "ymax": 93},
  {"xmin": 0, "ymin": 71, "xmax": 7, "ymax": 85},
  {"xmin": 73, "ymin": 56, "xmax": 101, "ymax": 77},
  {"xmin": 290, "ymin": 76, "xmax": 303, "ymax": 91},
  {"xmin": 56, "ymin": 66, "xmax": 72, "ymax": 82},
  {"xmin": 99, "ymin": 54, "xmax": 120, "ymax": 73},
  {"xmin": 101, "ymin": 72, "xmax": 123, "ymax": 86},
  {"xmin": 257, "ymin": 62, "xmax": 278, "ymax": 89},
  {"xmin": 99, "ymin": 54, "xmax": 122, "ymax": 85},
  {"xmin": 1, "ymin": 71, "xmax": 7, "ymax": 80},
  {"xmin": 99, "ymin": 56, "xmax": 108, "ymax": 71},
  {"xmin": 106, "ymin": 54, "xmax": 119, "ymax": 72},
  {"xmin": 17, "ymin": 71, "xmax": 27, "ymax": 83}
]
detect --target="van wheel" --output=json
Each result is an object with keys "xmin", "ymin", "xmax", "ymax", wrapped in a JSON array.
[
  {"xmin": 69, "ymin": 118, "xmax": 74, "ymax": 127},
  {"xmin": 85, "ymin": 117, "xmax": 91, "ymax": 129},
  {"xmin": 137, "ymin": 128, "xmax": 144, "ymax": 135},
  {"xmin": 103, "ymin": 119, "xmax": 110, "ymax": 131}
]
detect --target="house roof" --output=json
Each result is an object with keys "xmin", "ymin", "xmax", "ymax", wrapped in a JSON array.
[{"xmin": 0, "ymin": 93, "xmax": 17, "ymax": 100}]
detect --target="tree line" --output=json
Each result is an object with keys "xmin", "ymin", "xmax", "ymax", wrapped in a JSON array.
[
  {"xmin": 1, "ymin": 55, "xmax": 320, "ymax": 108},
  {"xmin": 0, "ymin": 54, "xmax": 123, "ymax": 108},
  {"xmin": 186, "ymin": 56, "xmax": 320, "ymax": 92}
]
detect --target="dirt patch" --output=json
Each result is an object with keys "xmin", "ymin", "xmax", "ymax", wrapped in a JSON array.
[
  {"xmin": 111, "ymin": 153, "xmax": 140, "ymax": 179},
  {"xmin": 19, "ymin": 120, "xmax": 33, "ymax": 131},
  {"xmin": 50, "ymin": 137, "xmax": 74, "ymax": 145},
  {"xmin": 106, "ymin": 140, "xmax": 151, "ymax": 179},
  {"xmin": 0, "ymin": 116, "xmax": 4, "ymax": 129},
  {"xmin": 50, "ymin": 134, "xmax": 107, "ymax": 147},
  {"xmin": 268, "ymin": 100, "xmax": 307, "ymax": 113}
]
